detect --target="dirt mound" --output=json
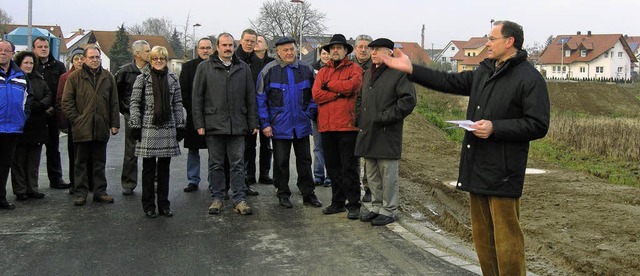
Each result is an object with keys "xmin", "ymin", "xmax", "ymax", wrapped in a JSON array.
[{"xmin": 547, "ymin": 82, "xmax": 640, "ymax": 117}]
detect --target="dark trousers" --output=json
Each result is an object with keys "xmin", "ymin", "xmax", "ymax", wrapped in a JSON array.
[
  {"xmin": 244, "ymin": 132, "xmax": 272, "ymax": 180},
  {"xmin": 205, "ymin": 135, "xmax": 246, "ymax": 204},
  {"xmin": 0, "ymin": 134, "xmax": 19, "ymax": 203},
  {"xmin": 321, "ymin": 131, "xmax": 361, "ymax": 209},
  {"xmin": 121, "ymin": 114, "xmax": 138, "ymax": 190},
  {"xmin": 74, "ymin": 141, "xmax": 108, "ymax": 198},
  {"xmin": 11, "ymin": 143, "xmax": 43, "ymax": 195},
  {"xmin": 141, "ymin": 157, "xmax": 171, "ymax": 212},
  {"xmin": 272, "ymin": 136, "xmax": 315, "ymax": 199},
  {"xmin": 45, "ymin": 116, "xmax": 64, "ymax": 184}
]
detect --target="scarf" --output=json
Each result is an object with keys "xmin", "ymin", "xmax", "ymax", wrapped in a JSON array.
[
  {"xmin": 369, "ymin": 63, "xmax": 388, "ymax": 87},
  {"xmin": 150, "ymin": 66, "xmax": 170, "ymax": 125}
]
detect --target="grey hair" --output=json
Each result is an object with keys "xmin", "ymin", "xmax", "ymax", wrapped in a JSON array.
[
  {"xmin": 131, "ymin": 40, "xmax": 149, "ymax": 54},
  {"xmin": 355, "ymin": 34, "xmax": 373, "ymax": 43}
]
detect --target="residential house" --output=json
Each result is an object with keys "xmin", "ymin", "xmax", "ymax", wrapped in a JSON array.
[
  {"xmin": 434, "ymin": 40, "xmax": 466, "ymax": 71},
  {"xmin": 451, "ymin": 37, "xmax": 489, "ymax": 72},
  {"xmin": 624, "ymin": 35, "xmax": 640, "ymax": 77},
  {"xmin": 537, "ymin": 32, "xmax": 638, "ymax": 80},
  {"xmin": 396, "ymin": 42, "xmax": 432, "ymax": 65},
  {"xmin": 2, "ymin": 24, "xmax": 66, "ymax": 58}
]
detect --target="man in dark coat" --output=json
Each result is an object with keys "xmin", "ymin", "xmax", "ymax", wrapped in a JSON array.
[
  {"xmin": 354, "ymin": 38, "xmax": 416, "ymax": 226},
  {"xmin": 192, "ymin": 33, "xmax": 258, "ymax": 215},
  {"xmin": 236, "ymin": 29, "xmax": 272, "ymax": 191},
  {"xmin": 33, "ymin": 36, "xmax": 70, "ymax": 190},
  {"xmin": 114, "ymin": 40, "xmax": 150, "ymax": 195},
  {"xmin": 62, "ymin": 45, "xmax": 120, "ymax": 206},
  {"xmin": 380, "ymin": 21, "xmax": 550, "ymax": 275}
]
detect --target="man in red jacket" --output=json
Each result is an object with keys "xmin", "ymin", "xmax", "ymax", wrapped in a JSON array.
[{"xmin": 312, "ymin": 34, "xmax": 363, "ymax": 219}]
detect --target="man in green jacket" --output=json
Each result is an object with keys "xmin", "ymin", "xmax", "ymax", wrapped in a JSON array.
[{"xmin": 62, "ymin": 45, "xmax": 120, "ymax": 206}]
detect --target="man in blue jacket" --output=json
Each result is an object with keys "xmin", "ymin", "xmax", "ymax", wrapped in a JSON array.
[
  {"xmin": 380, "ymin": 21, "xmax": 550, "ymax": 275},
  {"xmin": 0, "ymin": 40, "xmax": 33, "ymax": 210},
  {"xmin": 256, "ymin": 37, "xmax": 322, "ymax": 209}
]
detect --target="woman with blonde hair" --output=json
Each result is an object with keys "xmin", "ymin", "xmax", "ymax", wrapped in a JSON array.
[{"xmin": 129, "ymin": 46, "xmax": 185, "ymax": 218}]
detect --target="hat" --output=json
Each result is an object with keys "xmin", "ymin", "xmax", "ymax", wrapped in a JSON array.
[
  {"xmin": 275, "ymin": 37, "xmax": 296, "ymax": 47},
  {"xmin": 322, "ymin": 34, "xmax": 353, "ymax": 54},
  {"xmin": 70, "ymin": 47, "xmax": 84, "ymax": 57},
  {"xmin": 368, "ymin": 38, "xmax": 394, "ymax": 51}
]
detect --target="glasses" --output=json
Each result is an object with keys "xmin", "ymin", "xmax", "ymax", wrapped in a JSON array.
[
  {"xmin": 0, "ymin": 49, "xmax": 14, "ymax": 54},
  {"xmin": 87, "ymin": 56, "xmax": 101, "ymax": 60},
  {"xmin": 198, "ymin": 46, "xmax": 212, "ymax": 50},
  {"xmin": 487, "ymin": 36, "xmax": 507, "ymax": 42},
  {"xmin": 151, "ymin": 57, "xmax": 166, "ymax": 62}
]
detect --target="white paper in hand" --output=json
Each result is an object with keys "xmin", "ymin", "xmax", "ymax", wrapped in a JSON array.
[{"xmin": 445, "ymin": 120, "xmax": 476, "ymax": 131}]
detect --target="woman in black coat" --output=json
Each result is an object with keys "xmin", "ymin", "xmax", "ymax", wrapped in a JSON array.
[{"xmin": 11, "ymin": 51, "xmax": 51, "ymax": 200}]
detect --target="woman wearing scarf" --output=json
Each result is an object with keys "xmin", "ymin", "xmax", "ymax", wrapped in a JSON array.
[{"xmin": 129, "ymin": 46, "xmax": 185, "ymax": 218}]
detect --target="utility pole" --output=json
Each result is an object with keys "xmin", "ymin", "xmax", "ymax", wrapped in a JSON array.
[
  {"xmin": 27, "ymin": 0, "xmax": 32, "ymax": 51},
  {"xmin": 421, "ymin": 24, "xmax": 425, "ymax": 49}
]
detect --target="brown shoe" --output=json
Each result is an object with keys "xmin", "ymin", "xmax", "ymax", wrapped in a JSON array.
[
  {"xmin": 233, "ymin": 200, "xmax": 253, "ymax": 215},
  {"xmin": 208, "ymin": 199, "xmax": 223, "ymax": 215},
  {"xmin": 93, "ymin": 194, "xmax": 114, "ymax": 203},
  {"xmin": 74, "ymin": 197, "xmax": 87, "ymax": 206}
]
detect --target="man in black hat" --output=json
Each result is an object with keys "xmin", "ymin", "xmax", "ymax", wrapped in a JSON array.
[
  {"xmin": 312, "ymin": 34, "xmax": 363, "ymax": 219},
  {"xmin": 256, "ymin": 37, "xmax": 322, "ymax": 209},
  {"xmin": 354, "ymin": 38, "xmax": 416, "ymax": 226}
]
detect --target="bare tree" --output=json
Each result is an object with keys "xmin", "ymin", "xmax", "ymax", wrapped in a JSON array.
[
  {"xmin": 127, "ymin": 17, "xmax": 177, "ymax": 37},
  {"xmin": 0, "ymin": 8, "xmax": 13, "ymax": 35},
  {"xmin": 249, "ymin": 0, "xmax": 326, "ymax": 42}
]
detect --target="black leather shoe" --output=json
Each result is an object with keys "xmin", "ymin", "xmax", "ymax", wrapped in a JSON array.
[
  {"xmin": 159, "ymin": 209, "xmax": 173, "ymax": 217},
  {"xmin": 258, "ymin": 176, "xmax": 274, "ymax": 185},
  {"xmin": 347, "ymin": 208, "xmax": 361, "ymax": 220},
  {"xmin": 371, "ymin": 214, "xmax": 395, "ymax": 226},
  {"xmin": 246, "ymin": 187, "xmax": 259, "ymax": 196},
  {"xmin": 145, "ymin": 210, "xmax": 158, "ymax": 218},
  {"xmin": 0, "ymin": 202, "xmax": 16, "ymax": 210},
  {"xmin": 279, "ymin": 197, "xmax": 293, "ymax": 208},
  {"xmin": 50, "ymin": 181, "xmax": 71, "ymax": 189},
  {"xmin": 322, "ymin": 205, "xmax": 346, "ymax": 215},
  {"xmin": 27, "ymin": 192, "xmax": 46, "ymax": 199},
  {"xmin": 360, "ymin": 211, "xmax": 379, "ymax": 222},
  {"xmin": 183, "ymin": 184, "xmax": 198, "ymax": 193},
  {"xmin": 362, "ymin": 188, "xmax": 372, "ymax": 202},
  {"xmin": 246, "ymin": 178, "xmax": 257, "ymax": 185},
  {"xmin": 303, "ymin": 195, "xmax": 323, "ymax": 207},
  {"xmin": 16, "ymin": 193, "xmax": 29, "ymax": 201}
]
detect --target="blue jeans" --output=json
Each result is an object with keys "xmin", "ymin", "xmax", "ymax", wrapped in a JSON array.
[
  {"xmin": 187, "ymin": 148, "xmax": 201, "ymax": 186},
  {"xmin": 205, "ymin": 135, "xmax": 246, "ymax": 204},
  {"xmin": 312, "ymin": 120, "xmax": 330, "ymax": 183}
]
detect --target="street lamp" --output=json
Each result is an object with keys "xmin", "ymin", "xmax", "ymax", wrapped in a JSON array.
[
  {"xmin": 490, "ymin": 19, "xmax": 494, "ymax": 32},
  {"xmin": 193, "ymin": 23, "xmax": 201, "ymax": 59},
  {"xmin": 291, "ymin": 0, "xmax": 304, "ymax": 60}
]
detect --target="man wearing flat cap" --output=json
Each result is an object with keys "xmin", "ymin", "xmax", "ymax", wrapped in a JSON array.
[
  {"xmin": 256, "ymin": 37, "xmax": 323, "ymax": 209},
  {"xmin": 312, "ymin": 34, "xmax": 363, "ymax": 219},
  {"xmin": 354, "ymin": 38, "xmax": 416, "ymax": 226}
]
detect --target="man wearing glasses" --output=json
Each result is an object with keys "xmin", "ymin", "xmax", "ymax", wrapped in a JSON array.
[
  {"xmin": 62, "ymin": 45, "xmax": 120, "ymax": 206},
  {"xmin": 380, "ymin": 20, "xmax": 550, "ymax": 275},
  {"xmin": 0, "ymin": 40, "xmax": 33, "ymax": 210},
  {"xmin": 114, "ymin": 40, "xmax": 150, "ymax": 196},
  {"xmin": 180, "ymin": 37, "xmax": 213, "ymax": 193}
]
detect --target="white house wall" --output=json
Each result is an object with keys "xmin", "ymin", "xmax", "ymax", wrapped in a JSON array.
[{"xmin": 540, "ymin": 40, "xmax": 634, "ymax": 80}]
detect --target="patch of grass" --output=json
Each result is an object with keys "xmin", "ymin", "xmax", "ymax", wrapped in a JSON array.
[{"xmin": 414, "ymin": 87, "xmax": 466, "ymax": 143}]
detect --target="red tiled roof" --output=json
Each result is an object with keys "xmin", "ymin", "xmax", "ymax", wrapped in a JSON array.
[
  {"xmin": 397, "ymin": 42, "xmax": 432, "ymax": 64},
  {"xmin": 538, "ymin": 34, "xmax": 637, "ymax": 64},
  {"xmin": 90, "ymin": 31, "xmax": 178, "ymax": 59}
]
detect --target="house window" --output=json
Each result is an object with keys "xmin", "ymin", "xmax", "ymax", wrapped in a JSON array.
[
  {"xmin": 462, "ymin": 65, "xmax": 467, "ymax": 70},
  {"xmin": 562, "ymin": 66, "xmax": 567, "ymax": 72},
  {"xmin": 611, "ymin": 51, "xmax": 614, "ymax": 58},
  {"xmin": 580, "ymin": 50, "xmax": 587, "ymax": 57},
  {"xmin": 451, "ymin": 46, "xmax": 455, "ymax": 51},
  {"xmin": 441, "ymin": 57, "xmax": 446, "ymax": 62},
  {"xmin": 473, "ymin": 53, "xmax": 476, "ymax": 56},
  {"xmin": 467, "ymin": 53, "xmax": 471, "ymax": 57},
  {"xmin": 580, "ymin": 67, "xmax": 585, "ymax": 73},
  {"xmin": 618, "ymin": 52, "xmax": 623, "ymax": 58},
  {"xmin": 564, "ymin": 50, "xmax": 571, "ymax": 57},
  {"xmin": 604, "ymin": 52, "xmax": 609, "ymax": 58},
  {"xmin": 596, "ymin": 66, "xmax": 604, "ymax": 73},
  {"xmin": 618, "ymin": 67, "xmax": 623, "ymax": 72}
]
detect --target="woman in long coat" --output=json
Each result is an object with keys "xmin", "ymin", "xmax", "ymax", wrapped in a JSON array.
[
  {"xmin": 129, "ymin": 46, "xmax": 185, "ymax": 218},
  {"xmin": 11, "ymin": 51, "xmax": 51, "ymax": 201}
]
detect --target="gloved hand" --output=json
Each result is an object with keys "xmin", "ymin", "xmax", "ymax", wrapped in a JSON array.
[
  {"xmin": 130, "ymin": 128, "xmax": 142, "ymax": 141},
  {"xmin": 321, "ymin": 81, "xmax": 330, "ymax": 91},
  {"xmin": 176, "ymin": 128, "xmax": 186, "ymax": 142}
]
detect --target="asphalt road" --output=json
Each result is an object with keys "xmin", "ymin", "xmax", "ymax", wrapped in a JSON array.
[{"xmin": 0, "ymin": 117, "xmax": 476, "ymax": 275}]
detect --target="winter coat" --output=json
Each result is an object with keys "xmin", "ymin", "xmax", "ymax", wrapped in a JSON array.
[
  {"xmin": 35, "ymin": 53, "xmax": 66, "ymax": 121},
  {"xmin": 256, "ymin": 56, "xmax": 317, "ymax": 139},
  {"xmin": 350, "ymin": 56, "xmax": 372, "ymax": 72},
  {"xmin": 20, "ymin": 71, "xmax": 51, "ymax": 145},
  {"xmin": 114, "ymin": 61, "xmax": 147, "ymax": 115},
  {"xmin": 192, "ymin": 52, "xmax": 258, "ymax": 135},
  {"xmin": 0, "ymin": 61, "xmax": 33, "ymax": 133},
  {"xmin": 61, "ymin": 65, "xmax": 120, "ymax": 143},
  {"xmin": 56, "ymin": 66, "xmax": 76, "ymax": 131},
  {"xmin": 129, "ymin": 69, "xmax": 185, "ymax": 158},
  {"xmin": 408, "ymin": 50, "xmax": 550, "ymax": 198},
  {"xmin": 354, "ymin": 65, "xmax": 416, "ymax": 159},
  {"xmin": 312, "ymin": 57, "xmax": 362, "ymax": 132},
  {"xmin": 235, "ymin": 46, "xmax": 264, "ymax": 85},
  {"xmin": 179, "ymin": 57, "xmax": 207, "ymax": 149}
]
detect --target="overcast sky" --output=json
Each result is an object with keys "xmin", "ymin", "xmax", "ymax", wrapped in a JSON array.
[{"xmin": 3, "ymin": 0, "xmax": 640, "ymax": 49}]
